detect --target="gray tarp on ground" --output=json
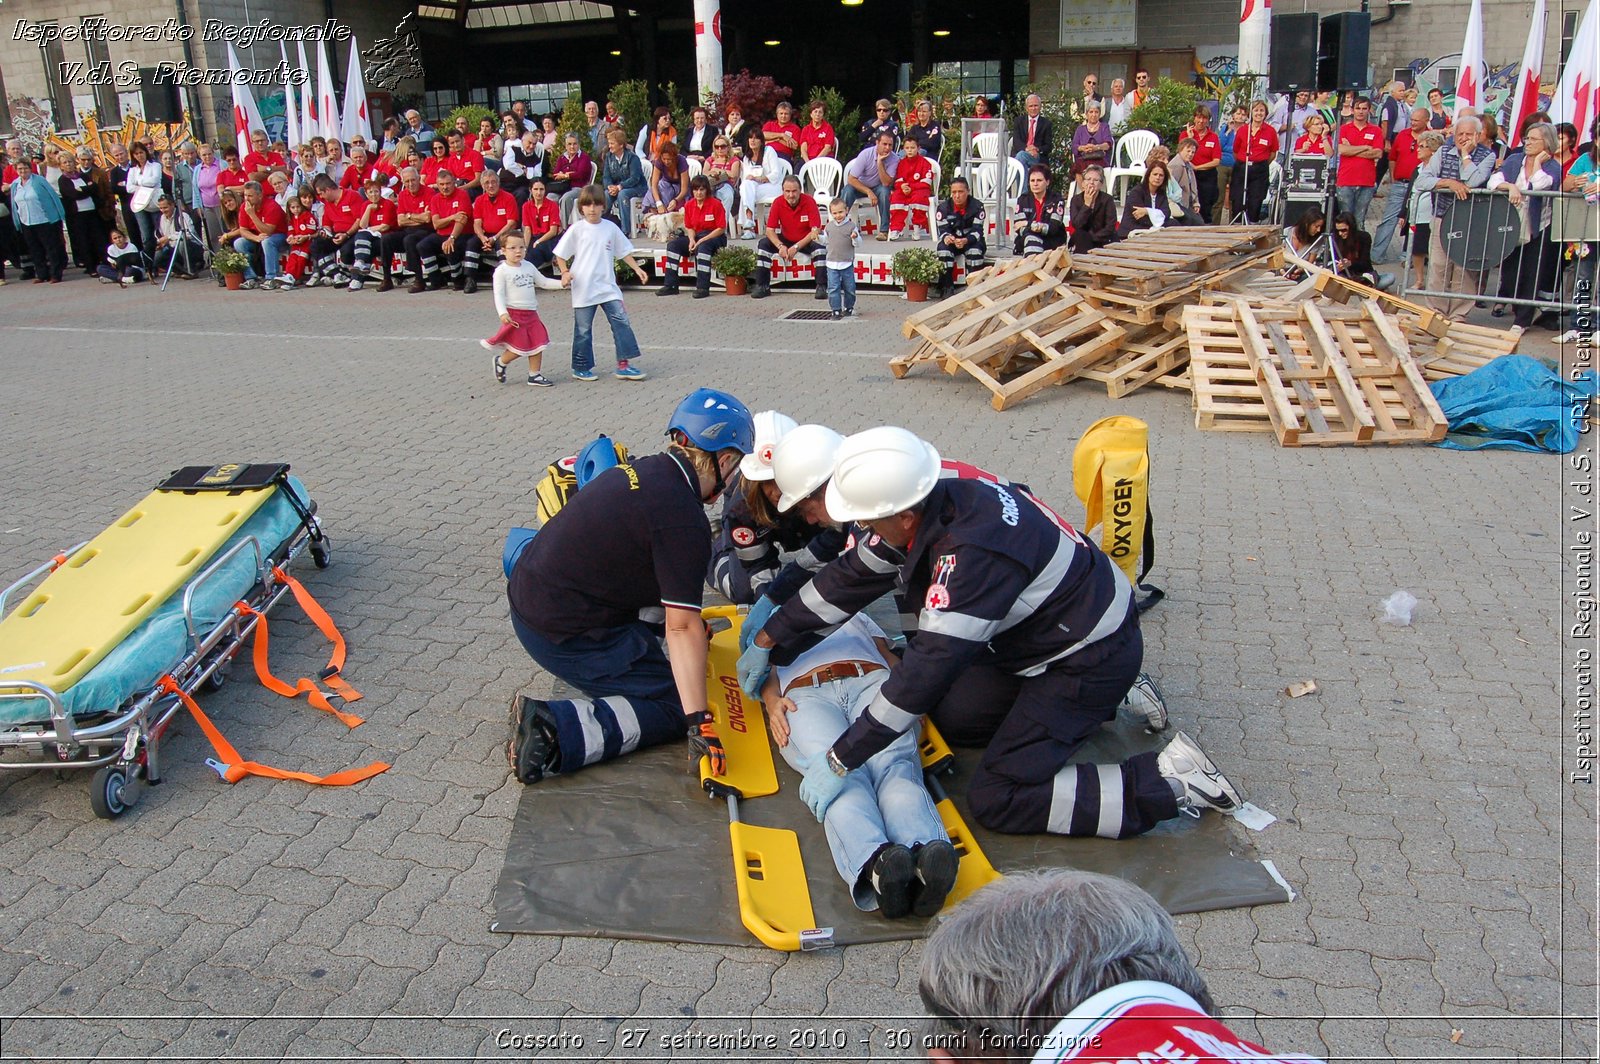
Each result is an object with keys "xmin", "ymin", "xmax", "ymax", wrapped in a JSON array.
[{"xmin": 492, "ymin": 724, "xmax": 1290, "ymax": 946}]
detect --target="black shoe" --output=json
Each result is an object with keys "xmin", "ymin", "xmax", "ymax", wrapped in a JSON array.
[
  {"xmin": 692, "ymin": 286, "xmax": 710, "ymax": 299},
  {"xmin": 869, "ymin": 844, "xmax": 917, "ymax": 919},
  {"xmin": 656, "ymin": 281, "xmax": 681, "ymax": 296},
  {"xmin": 454, "ymin": 274, "xmax": 467, "ymax": 292},
  {"xmin": 463, "ymin": 275, "xmax": 478, "ymax": 295},
  {"xmin": 428, "ymin": 278, "xmax": 447, "ymax": 291},
  {"xmin": 831, "ymin": 309, "xmax": 842, "ymax": 320},
  {"xmin": 751, "ymin": 283, "xmax": 771, "ymax": 299},
  {"xmin": 506, "ymin": 695, "xmax": 560, "ymax": 784},
  {"xmin": 910, "ymin": 840, "xmax": 959, "ymax": 918},
  {"xmin": 814, "ymin": 284, "xmax": 828, "ymax": 300}
]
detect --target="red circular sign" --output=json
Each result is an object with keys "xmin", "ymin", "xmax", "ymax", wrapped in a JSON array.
[{"xmin": 713, "ymin": 10, "xmax": 722, "ymax": 42}]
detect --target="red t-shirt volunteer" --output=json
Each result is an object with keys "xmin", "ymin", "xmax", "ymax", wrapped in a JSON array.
[
  {"xmin": 216, "ymin": 166, "xmax": 250, "ymax": 192},
  {"xmin": 473, "ymin": 189, "xmax": 518, "ymax": 235},
  {"xmin": 446, "ymin": 148, "xmax": 485, "ymax": 186},
  {"xmin": 1233, "ymin": 124, "xmax": 1279, "ymax": 164},
  {"xmin": 1337, "ymin": 120, "xmax": 1384, "ymax": 187},
  {"xmin": 763, "ymin": 120, "xmax": 803, "ymax": 161},
  {"xmin": 323, "ymin": 189, "xmax": 368, "ymax": 235},
  {"xmin": 1189, "ymin": 128, "xmax": 1221, "ymax": 168},
  {"xmin": 397, "ymin": 188, "xmax": 432, "ymax": 227},
  {"xmin": 238, "ymin": 197, "xmax": 286, "ymax": 237},
  {"xmin": 798, "ymin": 122, "xmax": 837, "ymax": 159},
  {"xmin": 521, "ymin": 197, "xmax": 561, "ymax": 238},
  {"xmin": 429, "ymin": 188, "xmax": 472, "ymax": 234},
  {"xmin": 764, "ymin": 193, "xmax": 822, "ymax": 243},
  {"xmin": 684, "ymin": 195, "xmax": 727, "ymax": 234}
]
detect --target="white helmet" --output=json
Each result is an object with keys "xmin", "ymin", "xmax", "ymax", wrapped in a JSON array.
[
  {"xmin": 738, "ymin": 410, "xmax": 799, "ymax": 481},
  {"xmin": 824, "ymin": 427, "xmax": 942, "ymax": 522},
  {"xmin": 772, "ymin": 424, "xmax": 846, "ymax": 512}
]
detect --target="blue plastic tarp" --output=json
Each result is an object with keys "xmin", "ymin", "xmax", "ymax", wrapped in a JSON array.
[{"xmin": 1430, "ymin": 355, "xmax": 1598, "ymax": 453}]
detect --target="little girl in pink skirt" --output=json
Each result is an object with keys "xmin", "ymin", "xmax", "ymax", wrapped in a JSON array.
[{"xmin": 483, "ymin": 232, "xmax": 566, "ymax": 387}]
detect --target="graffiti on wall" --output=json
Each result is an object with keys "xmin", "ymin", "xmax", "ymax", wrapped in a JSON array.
[
  {"xmin": 6, "ymin": 95, "xmax": 197, "ymax": 165},
  {"xmin": 1400, "ymin": 53, "xmax": 1546, "ymax": 118},
  {"xmin": 1195, "ymin": 52, "xmax": 1241, "ymax": 98}
]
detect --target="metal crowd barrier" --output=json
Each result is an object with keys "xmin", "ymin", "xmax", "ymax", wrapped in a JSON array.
[{"xmin": 1400, "ymin": 184, "xmax": 1599, "ymax": 318}]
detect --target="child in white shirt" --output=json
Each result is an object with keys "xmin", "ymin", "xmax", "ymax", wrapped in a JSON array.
[
  {"xmin": 96, "ymin": 229, "xmax": 146, "ymax": 286},
  {"xmin": 551, "ymin": 185, "xmax": 649, "ymax": 382},
  {"xmin": 482, "ymin": 233, "xmax": 564, "ymax": 388}
]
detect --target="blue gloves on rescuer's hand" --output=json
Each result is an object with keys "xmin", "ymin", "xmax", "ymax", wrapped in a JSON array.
[
  {"xmin": 740, "ymin": 595, "xmax": 778, "ymax": 653},
  {"xmin": 799, "ymin": 754, "xmax": 847, "ymax": 822},
  {"xmin": 737, "ymin": 642, "xmax": 771, "ymax": 699}
]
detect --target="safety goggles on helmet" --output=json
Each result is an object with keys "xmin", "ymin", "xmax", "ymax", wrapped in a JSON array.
[
  {"xmin": 772, "ymin": 424, "xmax": 846, "ymax": 512},
  {"xmin": 739, "ymin": 410, "xmax": 799, "ymax": 482},
  {"xmin": 823, "ymin": 426, "xmax": 941, "ymax": 522}
]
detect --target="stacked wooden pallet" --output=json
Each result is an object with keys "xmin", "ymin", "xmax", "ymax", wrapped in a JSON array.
[
  {"xmin": 1185, "ymin": 296, "xmax": 1447, "ymax": 445},
  {"xmin": 892, "ymin": 248, "xmax": 1126, "ymax": 411}
]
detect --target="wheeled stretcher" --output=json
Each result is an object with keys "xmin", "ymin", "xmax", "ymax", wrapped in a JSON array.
[{"xmin": 0, "ymin": 464, "xmax": 386, "ymax": 819}]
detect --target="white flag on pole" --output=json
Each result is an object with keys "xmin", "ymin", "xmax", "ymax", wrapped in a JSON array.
[
  {"xmin": 298, "ymin": 40, "xmax": 317, "ymax": 140},
  {"xmin": 280, "ymin": 40, "xmax": 301, "ymax": 149},
  {"xmin": 226, "ymin": 44, "xmax": 265, "ymax": 158},
  {"xmin": 341, "ymin": 37, "xmax": 371, "ymax": 144},
  {"xmin": 318, "ymin": 39, "xmax": 341, "ymax": 142},
  {"xmin": 1550, "ymin": 0, "xmax": 1600, "ymax": 137},
  {"xmin": 1453, "ymin": 0, "xmax": 1486, "ymax": 118}
]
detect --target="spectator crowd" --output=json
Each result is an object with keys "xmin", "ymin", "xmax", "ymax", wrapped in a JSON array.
[{"xmin": 1, "ymin": 80, "xmax": 1595, "ymax": 337}]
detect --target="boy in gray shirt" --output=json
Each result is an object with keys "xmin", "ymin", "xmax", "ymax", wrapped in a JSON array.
[{"xmin": 823, "ymin": 197, "xmax": 861, "ymax": 319}]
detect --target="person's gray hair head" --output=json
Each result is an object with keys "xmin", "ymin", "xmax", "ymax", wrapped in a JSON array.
[
  {"xmin": 1454, "ymin": 114, "xmax": 1482, "ymax": 135},
  {"xmin": 1523, "ymin": 121, "xmax": 1557, "ymax": 155},
  {"xmin": 1411, "ymin": 107, "xmax": 1429, "ymax": 121},
  {"xmin": 1417, "ymin": 130, "xmax": 1446, "ymax": 153},
  {"xmin": 918, "ymin": 870, "xmax": 1213, "ymax": 1050},
  {"xmin": 243, "ymin": 179, "xmax": 263, "ymax": 194},
  {"xmin": 400, "ymin": 165, "xmax": 419, "ymax": 181},
  {"xmin": 76, "ymin": 146, "xmax": 96, "ymax": 160}
]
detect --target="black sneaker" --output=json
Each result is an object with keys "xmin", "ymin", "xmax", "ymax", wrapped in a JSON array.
[
  {"xmin": 869, "ymin": 844, "xmax": 917, "ymax": 919},
  {"xmin": 490, "ymin": 349, "xmax": 507, "ymax": 383},
  {"xmin": 527, "ymin": 373, "xmax": 553, "ymax": 388},
  {"xmin": 506, "ymin": 695, "xmax": 560, "ymax": 784},
  {"xmin": 831, "ymin": 309, "xmax": 842, "ymax": 320},
  {"xmin": 910, "ymin": 839, "xmax": 959, "ymax": 917}
]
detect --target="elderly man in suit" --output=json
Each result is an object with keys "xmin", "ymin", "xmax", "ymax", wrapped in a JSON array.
[{"xmin": 1013, "ymin": 94, "xmax": 1054, "ymax": 172}]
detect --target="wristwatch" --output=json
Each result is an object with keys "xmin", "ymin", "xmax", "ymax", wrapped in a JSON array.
[{"xmin": 825, "ymin": 748, "xmax": 849, "ymax": 777}]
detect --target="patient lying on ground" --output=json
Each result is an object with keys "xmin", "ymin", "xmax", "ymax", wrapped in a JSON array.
[{"xmin": 758, "ymin": 613, "xmax": 957, "ymax": 919}]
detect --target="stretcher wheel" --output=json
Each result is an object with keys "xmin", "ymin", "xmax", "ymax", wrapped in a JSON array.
[
  {"xmin": 311, "ymin": 542, "xmax": 330, "ymax": 569},
  {"xmin": 200, "ymin": 666, "xmax": 227, "ymax": 693},
  {"xmin": 89, "ymin": 765, "xmax": 135, "ymax": 819}
]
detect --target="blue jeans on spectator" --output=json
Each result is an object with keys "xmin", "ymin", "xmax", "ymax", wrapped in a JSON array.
[
  {"xmin": 607, "ymin": 182, "xmax": 647, "ymax": 234},
  {"xmin": 1372, "ymin": 179, "xmax": 1410, "ymax": 262},
  {"xmin": 1336, "ymin": 184, "xmax": 1376, "ymax": 229},
  {"xmin": 1014, "ymin": 148, "xmax": 1045, "ymax": 171},
  {"xmin": 509, "ymin": 613, "xmax": 685, "ymax": 774},
  {"xmin": 827, "ymin": 264, "xmax": 856, "ymax": 313},
  {"xmin": 775, "ymin": 669, "xmax": 948, "ymax": 911},
  {"xmin": 571, "ymin": 299, "xmax": 642, "ymax": 373},
  {"xmin": 843, "ymin": 184, "xmax": 890, "ymax": 232},
  {"xmin": 234, "ymin": 233, "xmax": 286, "ymax": 279},
  {"xmin": 133, "ymin": 210, "xmax": 160, "ymax": 260}
]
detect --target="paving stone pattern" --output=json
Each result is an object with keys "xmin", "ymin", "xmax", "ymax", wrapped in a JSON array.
[{"xmin": 0, "ymin": 274, "xmax": 1593, "ymax": 1061}]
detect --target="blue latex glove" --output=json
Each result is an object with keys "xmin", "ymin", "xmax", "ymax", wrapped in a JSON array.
[
  {"xmin": 740, "ymin": 595, "xmax": 778, "ymax": 652},
  {"xmin": 737, "ymin": 642, "xmax": 772, "ymax": 699},
  {"xmin": 798, "ymin": 754, "xmax": 848, "ymax": 822}
]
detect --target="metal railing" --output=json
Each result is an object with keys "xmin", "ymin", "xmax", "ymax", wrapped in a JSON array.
[{"xmin": 1399, "ymin": 184, "xmax": 1599, "ymax": 318}]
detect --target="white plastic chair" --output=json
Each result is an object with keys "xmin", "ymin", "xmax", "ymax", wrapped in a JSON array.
[
  {"xmin": 973, "ymin": 131, "xmax": 999, "ymax": 158},
  {"xmin": 1106, "ymin": 129, "xmax": 1158, "ymax": 202},
  {"xmin": 799, "ymin": 156, "xmax": 843, "ymax": 205},
  {"xmin": 686, "ymin": 157, "xmax": 703, "ymax": 181}
]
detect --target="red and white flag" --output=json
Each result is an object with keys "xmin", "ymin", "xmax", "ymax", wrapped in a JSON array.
[
  {"xmin": 1551, "ymin": 0, "xmax": 1600, "ymax": 137},
  {"xmin": 280, "ymin": 40, "xmax": 302, "ymax": 149},
  {"xmin": 1453, "ymin": 0, "xmax": 1486, "ymax": 117},
  {"xmin": 317, "ymin": 39, "xmax": 341, "ymax": 143},
  {"xmin": 340, "ymin": 36, "xmax": 371, "ymax": 144},
  {"xmin": 227, "ymin": 43, "xmax": 265, "ymax": 158},
  {"xmin": 1507, "ymin": 0, "xmax": 1546, "ymax": 148}
]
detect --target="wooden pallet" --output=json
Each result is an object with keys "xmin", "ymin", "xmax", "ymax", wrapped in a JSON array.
[
  {"xmin": 1408, "ymin": 320, "xmax": 1523, "ymax": 380},
  {"xmin": 962, "ymin": 246, "xmax": 1070, "ymax": 287},
  {"xmin": 1069, "ymin": 226, "xmax": 1283, "ymax": 315},
  {"xmin": 895, "ymin": 251, "xmax": 1125, "ymax": 410},
  {"xmin": 1075, "ymin": 324, "xmax": 1191, "ymax": 397},
  {"xmin": 1186, "ymin": 298, "xmax": 1447, "ymax": 445},
  {"xmin": 1308, "ymin": 268, "xmax": 1450, "ymax": 338}
]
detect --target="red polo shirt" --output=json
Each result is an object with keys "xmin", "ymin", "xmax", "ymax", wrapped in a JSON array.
[
  {"xmin": 1189, "ymin": 128, "xmax": 1221, "ymax": 168},
  {"xmin": 1389, "ymin": 129, "xmax": 1421, "ymax": 181},
  {"xmin": 762, "ymin": 120, "xmax": 803, "ymax": 160},
  {"xmin": 238, "ymin": 197, "xmax": 285, "ymax": 236},
  {"xmin": 429, "ymin": 188, "xmax": 471, "ymax": 234},
  {"xmin": 323, "ymin": 189, "xmax": 367, "ymax": 234},
  {"xmin": 340, "ymin": 160, "xmax": 380, "ymax": 191},
  {"xmin": 765, "ymin": 193, "xmax": 821, "ymax": 243},
  {"xmin": 521, "ymin": 197, "xmax": 561, "ymax": 237},
  {"xmin": 243, "ymin": 150, "xmax": 286, "ymax": 176},
  {"xmin": 684, "ymin": 195, "xmax": 727, "ymax": 234},
  {"xmin": 397, "ymin": 188, "xmax": 432, "ymax": 226},
  {"xmin": 473, "ymin": 189, "xmax": 518, "ymax": 235},
  {"xmin": 421, "ymin": 156, "xmax": 450, "ymax": 185},
  {"xmin": 359, "ymin": 198, "xmax": 397, "ymax": 230},
  {"xmin": 1337, "ymin": 121, "xmax": 1384, "ymax": 187},
  {"xmin": 1233, "ymin": 124, "xmax": 1279, "ymax": 164},
  {"xmin": 798, "ymin": 122, "xmax": 837, "ymax": 159},
  {"xmin": 217, "ymin": 166, "xmax": 250, "ymax": 191},
  {"xmin": 446, "ymin": 148, "xmax": 485, "ymax": 185}
]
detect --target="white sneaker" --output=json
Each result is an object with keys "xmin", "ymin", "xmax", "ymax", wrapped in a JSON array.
[
  {"xmin": 120, "ymin": 276, "xmax": 134, "ymax": 288},
  {"xmin": 276, "ymin": 274, "xmax": 295, "ymax": 289},
  {"xmin": 1119, "ymin": 672, "xmax": 1170, "ymax": 732},
  {"xmin": 1554, "ymin": 329, "xmax": 1581, "ymax": 344},
  {"xmin": 1156, "ymin": 730, "xmax": 1243, "ymax": 814},
  {"xmin": 348, "ymin": 278, "xmax": 364, "ymax": 291},
  {"xmin": 887, "ymin": 229, "xmax": 900, "ymax": 241}
]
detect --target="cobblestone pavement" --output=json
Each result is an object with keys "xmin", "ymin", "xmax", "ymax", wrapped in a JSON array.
[{"xmin": 0, "ymin": 270, "xmax": 1594, "ymax": 1062}]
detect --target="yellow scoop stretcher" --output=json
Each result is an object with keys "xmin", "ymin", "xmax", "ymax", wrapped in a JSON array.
[{"xmin": 698, "ymin": 606, "xmax": 1000, "ymax": 951}]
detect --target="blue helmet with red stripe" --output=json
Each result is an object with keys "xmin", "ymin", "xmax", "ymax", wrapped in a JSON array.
[{"xmin": 667, "ymin": 389, "xmax": 755, "ymax": 454}]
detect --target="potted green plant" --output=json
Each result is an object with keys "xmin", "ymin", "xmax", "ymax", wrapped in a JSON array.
[
  {"xmin": 891, "ymin": 246, "xmax": 942, "ymax": 302},
  {"xmin": 711, "ymin": 244, "xmax": 757, "ymax": 296},
  {"xmin": 614, "ymin": 256, "xmax": 653, "ymax": 287},
  {"xmin": 211, "ymin": 247, "xmax": 250, "ymax": 291}
]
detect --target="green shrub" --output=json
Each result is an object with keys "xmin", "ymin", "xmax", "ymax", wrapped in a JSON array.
[
  {"xmin": 1118, "ymin": 77, "xmax": 1203, "ymax": 146},
  {"xmin": 607, "ymin": 79, "xmax": 652, "ymax": 142},
  {"xmin": 557, "ymin": 90, "xmax": 588, "ymax": 148},
  {"xmin": 710, "ymin": 244, "xmax": 757, "ymax": 278},
  {"xmin": 805, "ymin": 85, "xmax": 861, "ymax": 155},
  {"xmin": 211, "ymin": 247, "xmax": 250, "ymax": 274},
  {"xmin": 447, "ymin": 104, "xmax": 497, "ymax": 136},
  {"xmin": 891, "ymin": 246, "xmax": 942, "ymax": 285}
]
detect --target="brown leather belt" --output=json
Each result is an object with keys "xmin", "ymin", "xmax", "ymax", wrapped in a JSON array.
[{"xmin": 782, "ymin": 660, "xmax": 886, "ymax": 696}]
